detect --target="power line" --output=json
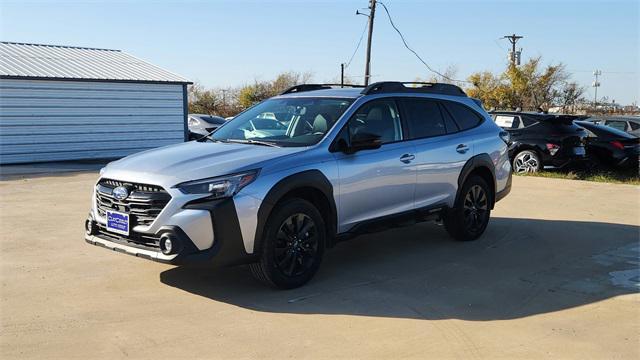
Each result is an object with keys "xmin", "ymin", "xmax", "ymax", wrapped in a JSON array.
[
  {"xmin": 344, "ymin": 19, "xmax": 369, "ymax": 70},
  {"xmin": 377, "ymin": 1, "xmax": 470, "ymax": 84}
]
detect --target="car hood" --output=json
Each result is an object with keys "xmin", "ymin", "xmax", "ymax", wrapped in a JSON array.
[{"xmin": 102, "ymin": 141, "xmax": 306, "ymax": 186}]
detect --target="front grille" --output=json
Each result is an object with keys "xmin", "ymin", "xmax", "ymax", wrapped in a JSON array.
[{"xmin": 95, "ymin": 178, "xmax": 171, "ymax": 227}]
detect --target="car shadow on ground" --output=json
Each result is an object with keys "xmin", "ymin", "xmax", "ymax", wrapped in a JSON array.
[{"xmin": 160, "ymin": 217, "xmax": 639, "ymax": 321}]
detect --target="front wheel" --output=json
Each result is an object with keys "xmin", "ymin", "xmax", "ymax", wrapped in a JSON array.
[
  {"xmin": 249, "ymin": 198, "xmax": 326, "ymax": 289},
  {"xmin": 444, "ymin": 176, "xmax": 492, "ymax": 241}
]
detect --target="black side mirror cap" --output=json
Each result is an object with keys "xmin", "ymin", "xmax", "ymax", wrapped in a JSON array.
[{"xmin": 346, "ymin": 132, "xmax": 382, "ymax": 153}]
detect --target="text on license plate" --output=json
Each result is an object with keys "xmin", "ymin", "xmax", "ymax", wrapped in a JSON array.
[{"xmin": 106, "ymin": 210, "xmax": 129, "ymax": 236}]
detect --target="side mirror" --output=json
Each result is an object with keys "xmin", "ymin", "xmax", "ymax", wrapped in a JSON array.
[{"xmin": 346, "ymin": 132, "xmax": 382, "ymax": 153}]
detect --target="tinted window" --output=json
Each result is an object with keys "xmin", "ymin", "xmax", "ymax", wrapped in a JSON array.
[
  {"xmin": 521, "ymin": 117, "xmax": 538, "ymax": 127},
  {"xmin": 439, "ymin": 104, "xmax": 460, "ymax": 133},
  {"xmin": 581, "ymin": 122, "xmax": 637, "ymax": 139},
  {"xmin": 606, "ymin": 121, "xmax": 627, "ymax": 132},
  {"xmin": 201, "ymin": 116, "xmax": 226, "ymax": 125},
  {"xmin": 443, "ymin": 102, "xmax": 483, "ymax": 131},
  {"xmin": 400, "ymin": 99, "xmax": 447, "ymax": 138},
  {"xmin": 630, "ymin": 122, "xmax": 640, "ymax": 131},
  {"xmin": 348, "ymin": 99, "xmax": 402, "ymax": 144}
]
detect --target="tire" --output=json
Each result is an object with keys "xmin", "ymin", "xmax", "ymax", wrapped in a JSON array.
[
  {"xmin": 249, "ymin": 198, "xmax": 326, "ymax": 289},
  {"xmin": 444, "ymin": 175, "xmax": 492, "ymax": 241},
  {"xmin": 512, "ymin": 150, "xmax": 541, "ymax": 173}
]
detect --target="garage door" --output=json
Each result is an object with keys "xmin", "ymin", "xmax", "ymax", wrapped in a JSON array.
[{"xmin": 0, "ymin": 79, "xmax": 186, "ymax": 164}]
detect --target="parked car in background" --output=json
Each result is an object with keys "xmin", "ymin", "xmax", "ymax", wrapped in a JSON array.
[
  {"xmin": 490, "ymin": 111, "xmax": 588, "ymax": 173},
  {"xmin": 589, "ymin": 116, "xmax": 640, "ymax": 137},
  {"xmin": 188, "ymin": 114, "xmax": 227, "ymax": 140},
  {"xmin": 575, "ymin": 120, "xmax": 639, "ymax": 169}
]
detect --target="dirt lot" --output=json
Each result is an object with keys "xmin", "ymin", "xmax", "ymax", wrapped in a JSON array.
[{"xmin": 1, "ymin": 172, "xmax": 638, "ymax": 359}]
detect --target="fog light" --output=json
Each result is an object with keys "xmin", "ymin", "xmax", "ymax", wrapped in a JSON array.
[
  {"xmin": 85, "ymin": 218, "xmax": 96, "ymax": 235},
  {"xmin": 160, "ymin": 234, "xmax": 178, "ymax": 255}
]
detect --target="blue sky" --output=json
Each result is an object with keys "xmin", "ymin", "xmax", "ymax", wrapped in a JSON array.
[{"xmin": 1, "ymin": 0, "xmax": 638, "ymax": 104}]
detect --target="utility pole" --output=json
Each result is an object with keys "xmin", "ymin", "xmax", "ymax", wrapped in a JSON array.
[
  {"xmin": 364, "ymin": 0, "xmax": 376, "ymax": 86},
  {"xmin": 221, "ymin": 89, "xmax": 228, "ymax": 107},
  {"xmin": 592, "ymin": 70, "xmax": 601, "ymax": 110},
  {"xmin": 503, "ymin": 33, "xmax": 523, "ymax": 65}
]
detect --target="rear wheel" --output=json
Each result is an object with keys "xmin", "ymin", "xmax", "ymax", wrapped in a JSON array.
[
  {"xmin": 249, "ymin": 198, "xmax": 325, "ymax": 289},
  {"xmin": 444, "ymin": 176, "xmax": 492, "ymax": 241},
  {"xmin": 513, "ymin": 150, "xmax": 541, "ymax": 173}
]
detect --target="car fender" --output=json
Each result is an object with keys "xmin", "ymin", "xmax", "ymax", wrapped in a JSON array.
[
  {"xmin": 253, "ymin": 170, "xmax": 337, "ymax": 253},
  {"xmin": 456, "ymin": 153, "xmax": 497, "ymax": 209}
]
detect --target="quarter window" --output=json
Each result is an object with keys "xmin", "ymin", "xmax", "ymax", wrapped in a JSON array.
[
  {"xmin": 494, "ymin": 115, "xmax": 517, "ymax": 128},
  {"xmin": 399, "ymin": 99, "xmax": 448, "ymax": 139},
  {"xmin": 442, "ymin": 102, "xmax": 483, "ymax": 131},
  {"xmin": 521, "ymin": 117, "xmax": 538, "ymax": 127}
]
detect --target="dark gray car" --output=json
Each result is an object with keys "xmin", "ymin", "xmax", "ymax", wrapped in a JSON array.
[
  {"xmin": 589, "ymin": 116, "xmax": 640, "ymax": 137},
  {"xmin": 188, "ymin": 114, "xmax": 227, "ymax": 140}
]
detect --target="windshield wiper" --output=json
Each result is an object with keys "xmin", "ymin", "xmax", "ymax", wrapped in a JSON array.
[
  {"xmin": 224, "ymin": 139, "xmax": 281, "ymax": 147},
  {"xmin": 198, "ymin": 134, "xmax": 224, "ymax": 143}
]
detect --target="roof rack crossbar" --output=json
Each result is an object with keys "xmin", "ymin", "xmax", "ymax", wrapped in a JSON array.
[
  {"xmin": 360, "ymin": 81, "xmax": 467, "ymax": 97},
  {"xmin": 280, "ymin": 83, "xmax": 365, "ymax": 95}
]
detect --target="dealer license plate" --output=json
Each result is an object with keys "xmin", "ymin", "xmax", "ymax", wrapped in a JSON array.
[{"xmin": 106, "ymin": 210, "xmax": 129, "ymax": 236}]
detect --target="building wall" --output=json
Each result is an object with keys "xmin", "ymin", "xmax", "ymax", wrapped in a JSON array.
[{"xmin": 0, "ymin": 79, "xmax": 186, "ymax": 164}]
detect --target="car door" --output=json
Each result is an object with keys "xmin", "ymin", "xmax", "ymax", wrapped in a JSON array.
[
  {"xmin": 399, "ymin": 98, "xmax": 477, "ymax": 209},
  {"xmin": 333, "ymin": 98, "xmax": 416, "ymax": 231}
]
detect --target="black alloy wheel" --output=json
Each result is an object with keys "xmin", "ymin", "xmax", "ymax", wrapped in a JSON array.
[
  {"xmin": 274, "ymin": 213, "xmax": 320, "ymax": 277},
  {"xmin": 444, "ymin": 175, "xmax": 492, "ymax": 241},
  {"xmin": 250, "ymin": 198, "xmax": 326, "ymax": 289},
  {"xmin": 463, "ymin": 184, "xmax": 489, "ymax": 233}
]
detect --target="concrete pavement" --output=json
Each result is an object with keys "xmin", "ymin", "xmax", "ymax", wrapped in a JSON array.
[{"xmin": 1, "ymin": 173, "xmax": 638, "ymax": 359}]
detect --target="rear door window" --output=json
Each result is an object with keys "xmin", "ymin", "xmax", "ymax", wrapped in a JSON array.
[
  {"xmin": 442, "ymin": 102, "xmax": 483, "ymax": 131},
  {"xmin": 398, "ymin": 98, "xmax": 447, "ymax": 139}
]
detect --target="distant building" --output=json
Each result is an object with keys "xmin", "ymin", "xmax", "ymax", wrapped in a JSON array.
[{"xmin": 0, "ymin": 42, "xmax": 192, "ymax": 164}]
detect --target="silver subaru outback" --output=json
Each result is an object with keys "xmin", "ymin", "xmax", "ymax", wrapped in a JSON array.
[{"xmin": 85, "ymin": 82, "xmax": 512, "ymax": 289}]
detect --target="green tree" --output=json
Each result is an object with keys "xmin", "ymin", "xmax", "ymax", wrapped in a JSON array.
[
  {"xmin": 188, "ymin": 83, "xmax": 219, "ymax": 114},
  {"xmin": 466, "ymin": 57, "xmax": 576, "ymax": 112},
  {"xmin": 237, "ymin": 71, "xmax": 313, "ymax": 108}
]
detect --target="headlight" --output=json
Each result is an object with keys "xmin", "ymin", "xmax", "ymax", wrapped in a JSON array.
[
  {"xmin": 175, "ymin": 170, "xmax": 259, "ymax": 198},
  {"xmin": 188, "ymin": 118, "xmax": 200, "ymax": 127},
  {"xmin": 99, "ymin": 167, "xmax": 106, "ymax": 175}
]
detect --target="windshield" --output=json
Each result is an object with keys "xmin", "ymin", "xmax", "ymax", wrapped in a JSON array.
[
  {"xmin": 200, "ymin": 116, "xmax": 226, "ymax": 125},
  {"xmin": 211, "ymin": 97, "xmax": 354, "ymax": 147}
]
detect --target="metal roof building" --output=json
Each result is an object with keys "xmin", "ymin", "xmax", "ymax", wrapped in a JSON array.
[{"xmin": 0, "ymin": 41, "xmax": 192, "ymax": 164}]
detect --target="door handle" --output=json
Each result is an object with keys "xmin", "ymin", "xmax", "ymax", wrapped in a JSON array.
[
  {"xmin": 456, "ymin": 144, "xmax": 469, "ymax": 154},
  {"xmin": 399, "ymin": 154, "xmax": 415, "ymax": 163}
]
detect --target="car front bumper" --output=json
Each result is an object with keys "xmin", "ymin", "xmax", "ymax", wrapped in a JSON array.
[{"xmin": 85, "ymin": 197, "xmax": 257, "ymax": 267}]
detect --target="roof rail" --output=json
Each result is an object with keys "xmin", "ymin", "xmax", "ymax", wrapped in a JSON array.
[
  {"xmin": 280, "ymin": 83, "xmax": 365, "ymax": 95},
  {"xmin": 361, "ymin": 82, "xmax": 467, "ymax": 97}
]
